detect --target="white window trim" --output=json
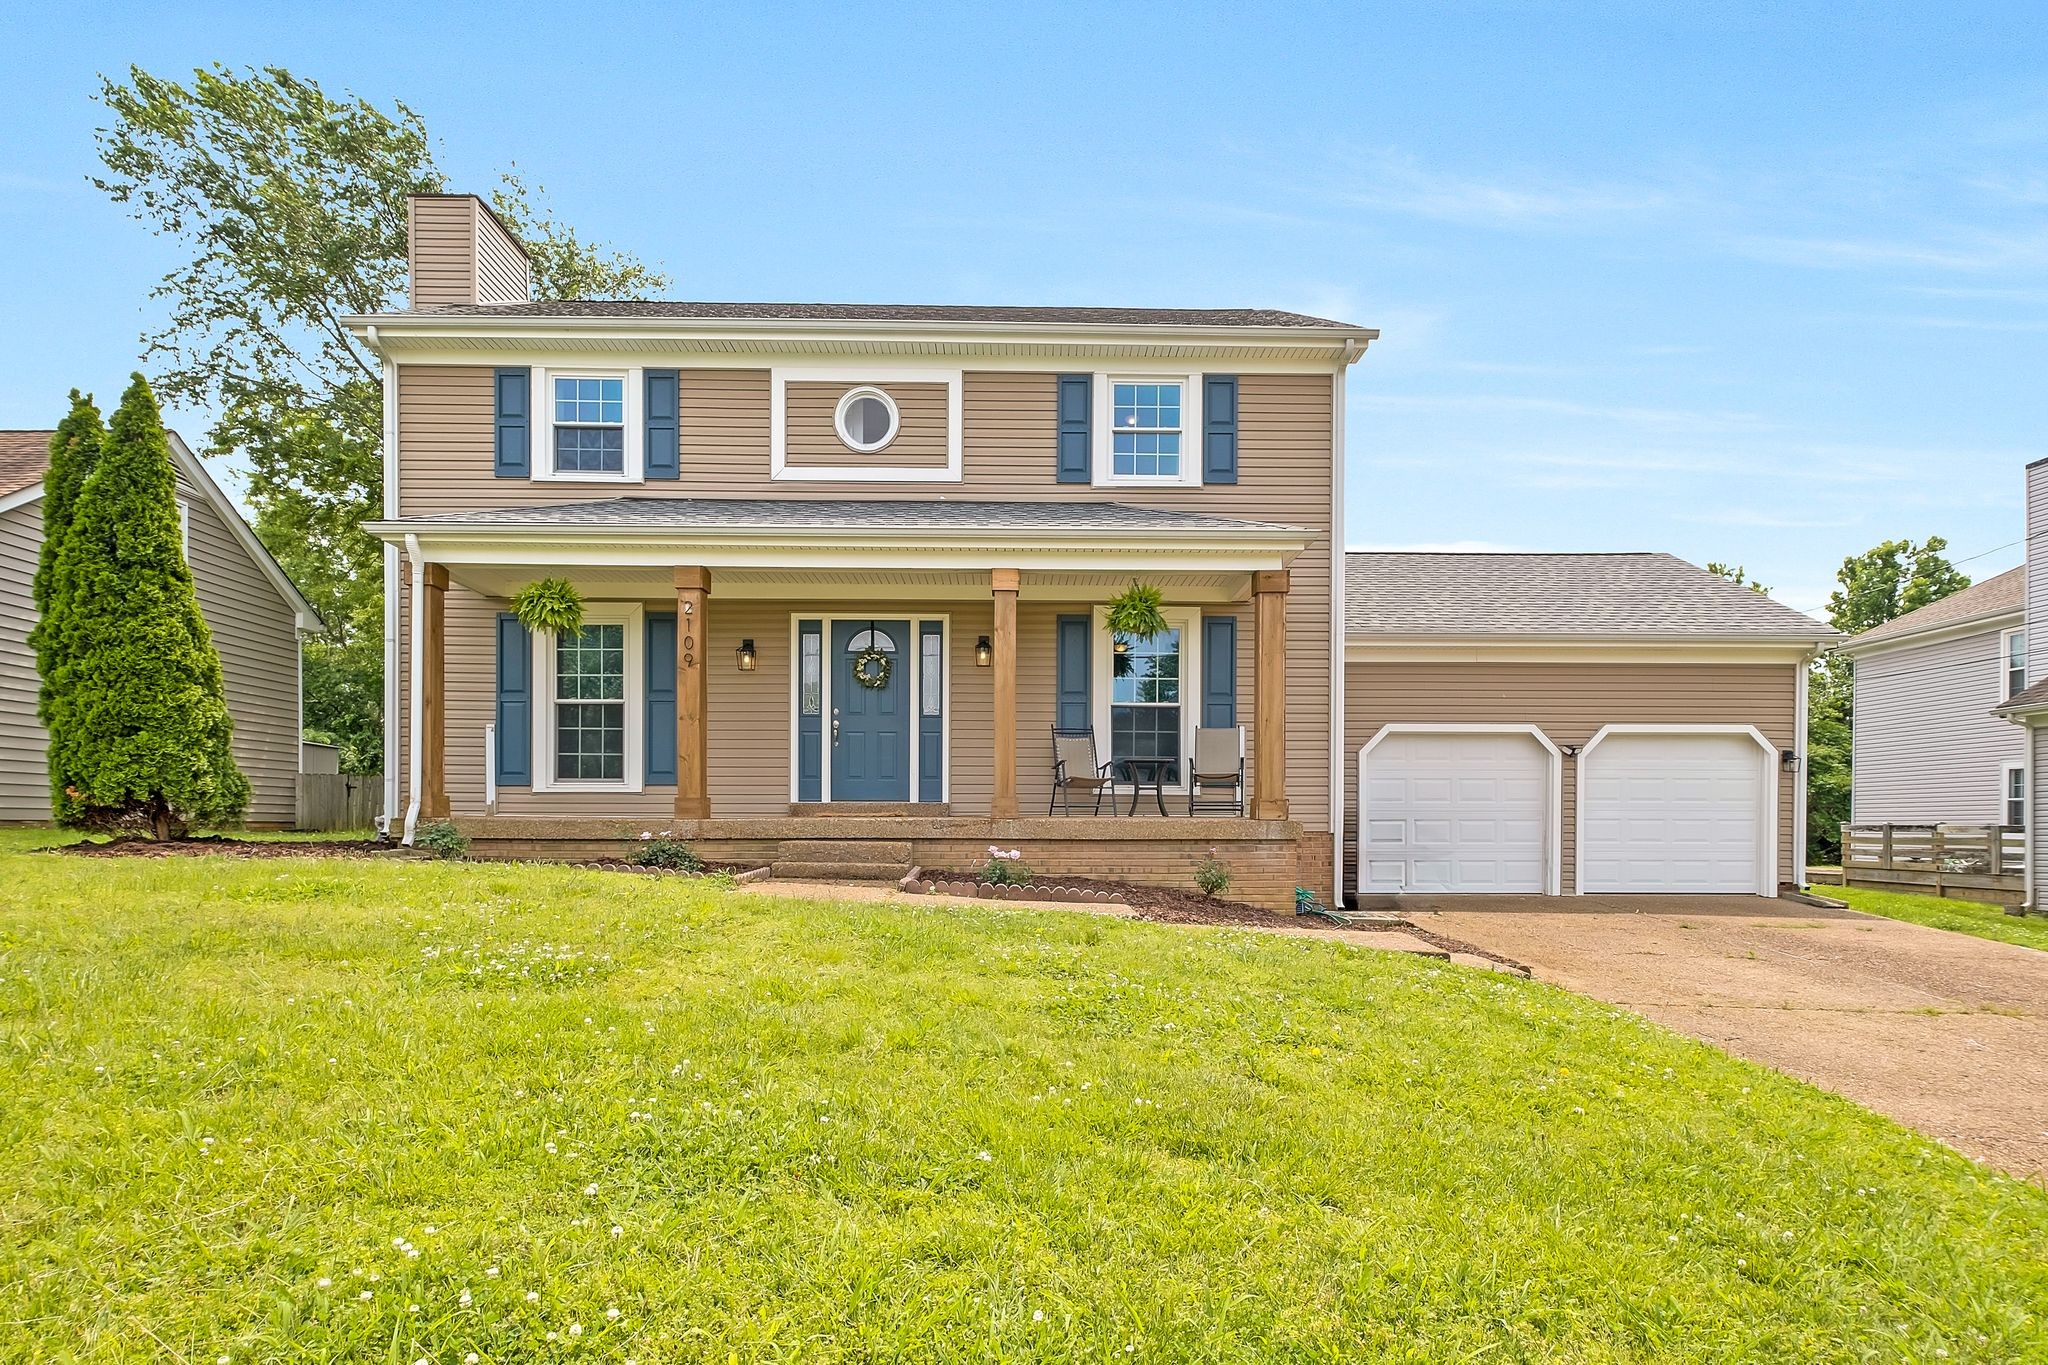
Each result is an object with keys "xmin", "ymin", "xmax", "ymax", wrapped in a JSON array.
[
  {"xmin": 2002, "ymin": 760, "xmax": 2027, "ymax": 828},
  {"xmin": 834, "ymin": 385, "xmax": 900, "ymax": 454},
  {"xmin": 784, "ymin": 613, "xmax": 952, "ymax": 803},
  {"xmin": 770, "ymin": 366, "xmax": 963, "ymax": 482},
  {"xmin": 176, "ymin": 497, "xmax": 192, "ymax": 556},
  {"xmin": 1091, "ymin": 604, "xmax": 1202, "ymax": 794},
  {"xmin": 532, "ymin": 602, "xmax": 646, "ymax": 794},
  {"xmin": 1092, "ymin": 371, "xmax": 1203, "ymax": 488},
  {"xmin": 1355, "ymin": 724, "xmax": 1565, "ymax": 897},
  {"xmin": 2003, "ymin": 626, "xmax": 2028, "ymax": 699},
  {"xmin": 533, "ymin": 366, "xmax": 643, "ymax": 484}
]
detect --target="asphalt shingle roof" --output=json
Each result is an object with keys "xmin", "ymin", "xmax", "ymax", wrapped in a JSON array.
[
  {"xmin": 390, "ymin": 497, "xmax": 1302, "ymax": 534},
  {"xmin": 393, "ymin": 300, "xmax": 1365, "ymax": 329},
  {"xmin": 1345, "ymin": 551, "xmax": 1837, "ymax": 639},
  {"xmin": 1843, "ymin": 565, "xmax": 2024, "ymax": 647},
  {"xmin": 0, "ymin": 430, "xmax": 51, "ymax": 499}
]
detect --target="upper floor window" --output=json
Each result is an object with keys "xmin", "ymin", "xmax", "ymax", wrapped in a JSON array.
[
  {"xmin": 2006, "ymin": 628, "xmax": 2028, "ymax": 698},
  {"xmin": 1112, "ymin": 381, "xmax": 1183, "ymax": 478},
  {"xmin": 553, "ymin": 376, "xmax": 625, "ymax": 475},
  {"xmin": 835, "ymin": 387, "xmax": 900, "ymax": 453}
]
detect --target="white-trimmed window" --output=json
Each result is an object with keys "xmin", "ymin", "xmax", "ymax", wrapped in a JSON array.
[
  {"xmin": 1093, "ymin": 373, "xmax": 1202, "ymax": 486},
  {"xmin": 533, "ymin": 604, "xmax": 644, "ymax": 792},
  {"xmin": 176, "ymin": 497, "xmax": 191, "ymax": 555},
  {"xmin": 2004, "ymin": 627, "xmax": 2027, "ymax": 698},
  {"xmin": 537, "ymin": 368, "xmax": 641, "ymax": 482},
  {"xmin": 834, "ymin": 386, "xmax": 900, "ymax": 453},
  {"xmin": 1091, "ymin": 605, "xmax": 1201, "ymax": 788},
  {"xmin": 2004, "ymin": 762, "xmax": 2027, "ymax": 828}
]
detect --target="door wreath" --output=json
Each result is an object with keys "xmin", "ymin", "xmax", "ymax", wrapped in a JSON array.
[{"xmin": 852, "ymin": 646, "xmax": 892, "ymax": 690}]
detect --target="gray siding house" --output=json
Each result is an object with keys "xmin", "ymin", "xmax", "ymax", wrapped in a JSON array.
[
  {"xmin": 1838, "ymin": 566, "xmax": 2027, "ymax": 828},
  {"xmin": 0, "ymin": 429, "xmax": 317, "ymax": 827}
]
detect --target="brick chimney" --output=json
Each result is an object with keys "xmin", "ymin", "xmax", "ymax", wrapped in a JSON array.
[{"xmin": 406, "ymin": 194, "xmax": 531, "ymax": 308}]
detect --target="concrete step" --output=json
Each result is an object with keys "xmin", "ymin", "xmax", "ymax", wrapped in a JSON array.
[
  {"xmin": 770, "ymin": 860, "xmax": 912, "ymax": 883},
  {"xmin": 776, "ymin": 839, "xmax": 913, "ymax": 864}
]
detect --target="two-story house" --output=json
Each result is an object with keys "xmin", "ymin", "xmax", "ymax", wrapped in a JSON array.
[{"xmin": 352, "ymin": 195, "xmax": 1372, "ymax": 908}]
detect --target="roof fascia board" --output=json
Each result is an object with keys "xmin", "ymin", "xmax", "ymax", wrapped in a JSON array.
[
  {"xmin": 1346, "ymin": 639, "xmax": 1824, "ymax": 665},
  {"xmin": 1834, "ymin": 606, "xmax": 2025, "ymax": 657},
  {"xmin": 0, "ymin": 481, "xmax": 43, "ymax": 516}
]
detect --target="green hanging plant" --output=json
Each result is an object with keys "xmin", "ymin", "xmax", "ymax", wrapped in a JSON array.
[
  {"xmin": 510, "ymin": 577, "xmax": 585, "ymax": 636},
  {"xmin": 1105, "ymin": 581, "xmax": 1169, "ymax": 644}
]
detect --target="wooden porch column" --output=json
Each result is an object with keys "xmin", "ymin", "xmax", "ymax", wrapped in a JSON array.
[
  {"xmin": 1251, "ymin": 569, "xmax": 1289, "ymax": 821},
  {"xmin": 420, "ymin": 563, "xmax": 450, "ymax": 819},
  {"xmin": 991, "ymin": 567, "xmax": 1021, "ymax": 818},
  {"xmin": 674, "ymin": 566, "xmax": 711, "ymax": 819}
]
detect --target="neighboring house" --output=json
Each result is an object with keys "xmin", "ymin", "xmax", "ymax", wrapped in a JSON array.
[
  {"xmin": 1994, "ymin": 458, "xmax": 2048, "ymax": 911},
  {"xmin": 1836, "ymin": 566, "xmax": 2027, "ymax": 827},
  {"xmin": 0, "ymin": 429, "xmax": 318, "ymax": 827},
  {"xmin": 1344, "ymin": 553, "xmax": 1838, "ymax": 898},
  {"xmin": 351, "ymin": 194, "xmax": 1375, "ymax": 909}
]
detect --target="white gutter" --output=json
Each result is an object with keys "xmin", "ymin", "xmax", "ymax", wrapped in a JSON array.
[{"xmin": 402, "ymin": 534, "xmax": 424, "ymax": 846}]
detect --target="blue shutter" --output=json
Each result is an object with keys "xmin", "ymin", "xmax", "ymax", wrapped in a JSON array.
[
  {"xmin": 797, "ymin": 620, "xmax": 823, "ymax": 802},
  {"xmin": 1202, "ymin": 375, "xmax": 1238, "ymax": 485},
  {"xmin": 1056, "ymin": 374, "xmax": 1092, "ymax": 483},
  {"xmin": 494, "ymin": 368, "xmax": 530, "ymax": 478},
  {"xmin": 1202, "ymin": 615, "xmax": 1238, "ymax": 729},
  {"xmin": 918, "ymin": 620, "xmax": 944, "ymax": 802},
  {"xmin": 1055, "ymin": 614, "xmax": 1091, "ymax": 731},
  {"xmin": 495, "ymin": 613, "xmax": 531, "ymax": 785},
  {"xmin": 644, "ymin": 368, "xmax": 679, "ymax": 480},
  {"xmin": 645, "ymin": 613, "xmax": 677, "ymax": 784}
]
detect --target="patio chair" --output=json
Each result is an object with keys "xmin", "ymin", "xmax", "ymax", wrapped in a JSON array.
[
  {"xmin": 1049, "ymin": 727, "xmax": 1121, "ymax": 815},
  {"xmin": 1187, "ymin": 725, "xmax": 1245, "ymax": 816}
]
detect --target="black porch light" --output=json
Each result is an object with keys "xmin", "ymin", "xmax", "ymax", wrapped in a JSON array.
[
  {"xmin": 736, "ymin": 638, "xmax": 758, "ymax": 672},
  {"xmin": 974, "ymin": 635, "xmax": 993, "ymax": 667},
  {"xmin": 1780, "ymin": 749, "xmax": 1799, "ymax": 772}
]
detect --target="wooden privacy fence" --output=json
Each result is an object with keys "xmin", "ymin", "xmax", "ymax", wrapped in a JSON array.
[
  {"xmin": 296, "ymin": 772, "xmax": 381, "ymax": 832},
  {"xmin": 1838, "ymin": 823, "xmax": 2026, "ymax": 905}
]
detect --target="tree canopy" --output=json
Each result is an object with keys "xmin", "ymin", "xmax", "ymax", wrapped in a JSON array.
[
  {"xmin": 92, "ymin": 64, "xmax": 669, "ymax": 772},
  {"xmin": 29, "ymin": 393, "xmax": 105, "ymax": 726},
  {"xmin": 1825, "ymin": 537, "xmax": 1972, "ymax": 638}
]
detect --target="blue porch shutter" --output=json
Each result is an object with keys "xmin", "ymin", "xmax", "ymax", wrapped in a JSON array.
[
  {"xmin": 645, "ymin": 613, "xmax": 677, "ymax": 784},
  {"xmin": 797, "ymin": 620, "xmax": 823, "ymax": 802},
  {"xmin": 918, "ymin": 620, "xmax": 944, "ymax": 802},
  {"xmin": 1055, "ymin": 614, "xmax": 1092, "ymax": 732},
  {"xmin": 495, "ymin": 612, "xmax": 532, "ymax": 785},
  {"xmin": 1056, "ymin": 374, "xmax": 1092, "ymax": 483},
  {"xmin": 644, "ymin": 368, "xmax": 679, "ymax": 480},
  {"xmin": 1202, "ymin": 615, "xmax": 1238, "ymax": 728},
  {"xmin": 1202, "ymin": 375, "xmax": 1238, "ymax": 485},
  {"xmin": 494, "ymin": 368, "xmax": 530, "ymax": 478}
]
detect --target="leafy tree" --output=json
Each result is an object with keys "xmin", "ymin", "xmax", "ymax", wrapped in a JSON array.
[
  {"xmin": 28, "ymin": 393, "xmax": 105, "ymax": 729},
  {"xmin": 44, "ymin": 374, "xmax": 249, "ymax": 838},
  {"xmin": 1706, "ymin": 562, "xmax": 1770, "ymax": 595},
  {"xmin": 93, "ymin": 65, "xmax": 669, "ymax": 773},
  {"xmin": 1825, "ymin": 537, "xmax": 1971, "ymax": 637}
]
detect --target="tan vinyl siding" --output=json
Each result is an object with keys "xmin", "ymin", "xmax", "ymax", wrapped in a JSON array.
[
  {"xmin": 1, "ymin": 482, "xmax": 300, "ymax": 827},
  {"xmin": 784, "ymin": 381, "xmax": 949, "ymax": 468},
  {"xmin": 392, "ymin": 368, "xmax": 1336, "ymax": 840},
  {"xmin": 1850, "ymin": 628, "xmax": 2024, "ymax": 824},
  {"xmin": 471, "ymin": 202, "xmax": 530, "ymax": 305},
  {"xmin": 1343, "ymin": 659, "xmax": 1801, "ymax": 893},
  {"xmin": 0, "ymin": 501, "xmax": 47, "ymax": 820},
  {"xmin": 408, "ymin": 198, "xmax": 478, "ymax": 309}
]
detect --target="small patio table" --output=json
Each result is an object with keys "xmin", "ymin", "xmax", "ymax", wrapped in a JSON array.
[{"xmin": 1121, "ymin": 757, "xmax": 1175, "ymax": 816}]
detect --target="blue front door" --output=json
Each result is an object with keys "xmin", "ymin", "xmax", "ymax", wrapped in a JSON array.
[{"xmin": 831, "ymin": 620, "xmax": 911, "ymax": 801}]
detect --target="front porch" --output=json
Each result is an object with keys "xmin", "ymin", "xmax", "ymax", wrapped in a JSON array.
[{"xmin": 375, "ymin": 498, "xmax": 1325, "ymax": 910}]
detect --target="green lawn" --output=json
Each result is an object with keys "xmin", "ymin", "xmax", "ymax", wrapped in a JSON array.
[
  {"xmin": 3, "ymin": 854, "xmax": 2044, "ymax": 1362},
  {"xmin": 1833, "ymin": 884, "xmax": 2048, "ymax": 952}
]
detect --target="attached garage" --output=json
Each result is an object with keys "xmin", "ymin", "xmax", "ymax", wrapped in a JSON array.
[
  {"xmin": 1360, "ymin": 727, "xmax": 1558, "ymax": 893},
  {"xmin": 1578, "ymin": 727, "xmax": 1777, "ymax": 894},
  {"xmin": 1341, "ymin": 552, "xmax": 1839, "ymax": 901}
]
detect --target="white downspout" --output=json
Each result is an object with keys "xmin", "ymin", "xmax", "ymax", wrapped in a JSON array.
[
  {"xmin": 402, "ymin": 533, "xmax": 425, "ymax": 845},
  {"xmin": 485, "ymin": 723, "xmax": 498, "ymax": 815},
  {"xmin": 378, "ymin": 344, "xmax": 401, "ymax": 836},
  {"xmin": 1329, "ymin": 348, "xmax": 1350, "ymax": 905},
  {"xmin": 1793, "ymin": 647, "xmax": 1813, "ymax": 891}
]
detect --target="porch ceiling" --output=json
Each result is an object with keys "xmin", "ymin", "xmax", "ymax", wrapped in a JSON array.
[{"xmin": 439, "ymin": 563, "xmax": 1258, "ymax": 604}]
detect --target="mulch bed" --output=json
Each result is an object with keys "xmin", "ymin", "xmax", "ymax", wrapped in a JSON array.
[{"xmin": 59, "ymin": 835, "xmax": 395, "ymax": 859}]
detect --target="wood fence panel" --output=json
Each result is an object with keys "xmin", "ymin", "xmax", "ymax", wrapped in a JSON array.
[{"xmin": 296, "ymin": 773, "xmax": 381, "ymax": 832}]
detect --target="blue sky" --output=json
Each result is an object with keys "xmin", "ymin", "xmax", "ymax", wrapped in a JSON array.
[{"xmin": 4, "ymin": 2, "xmax": 2046, "ymax": 614}]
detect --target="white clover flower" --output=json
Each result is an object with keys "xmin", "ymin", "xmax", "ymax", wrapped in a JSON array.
[
  {"xmin": 526, "ymin": 1290, "xmax": 540, "ymax": 1303},
  {"xmin": 359, "ymin": 1291, "xmax": 373, "ymax": 1302},
  {"xmin": 584, "ymin": 1183, "xmax": 599, "ymax": 1196},
  {"xmin": 976, "ymin": 1150, "xmax": 992, "ymax": 1162},
  {"xmin": 467, "ymin": 1356, "xmax": 480, "ymax": 1364},
  {"xmin": 606, "ymin": 1307, "xmax": 620, "ymax": 1321},
  {"xmin": 611, "ymin": 1225, "xmax": 623, "ymax": 1238},
  {"xmin": 1033, "ymin": 1309, "xmax": 1045, "ymax": 1322},
  {"xmin": 316, "ymin": 1277, "xmax": 331, "ymax": 1288},
  {"xmin": 485, "ymin": 1266, "xmax": 499, "ymax": 1277},
  {"xmin": 568, "ymin": 1323, "xmax": 583, "ymax": 1337}
]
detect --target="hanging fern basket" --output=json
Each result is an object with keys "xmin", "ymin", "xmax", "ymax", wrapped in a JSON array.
[
  {"xmin": 1105, "ymin": 581, "xmax": 1169, "ymax": 650},
  {"xmin": 510, "ymin": 577, "xmax": 586, "ymax": 636}
]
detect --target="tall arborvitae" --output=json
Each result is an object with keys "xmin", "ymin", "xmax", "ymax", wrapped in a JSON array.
[
  {"xmin": 45, "ymin": 373, "xmax": 249, "ymax": 836},
  {"xmin": 27, "ymin": 392, "xmax": 105, "ymax": 729}
]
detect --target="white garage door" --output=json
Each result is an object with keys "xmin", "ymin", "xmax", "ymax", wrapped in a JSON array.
[
  {"xmin": 1580, "ymin": 732, "xmax": 1766, "ymax": 893},
  {"xmin": 1362, "ymin": 731, "xmax": 1550, "ymax": 893}
]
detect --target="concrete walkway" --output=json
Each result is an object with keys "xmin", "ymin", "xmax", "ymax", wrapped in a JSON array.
[{"xmin": 1411, "ymin": 896, "xmax": 2048, "ymax": 1182}]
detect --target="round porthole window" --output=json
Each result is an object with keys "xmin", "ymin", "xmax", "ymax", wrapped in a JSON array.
[{"xmin": 834, "ymin": 386, "xmax": 900, "ymax": 453}]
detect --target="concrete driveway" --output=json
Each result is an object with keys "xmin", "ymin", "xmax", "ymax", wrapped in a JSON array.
[{"xmin": 1408, "ymin": 896, "xmax": 2048, "ymax": 1182}]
